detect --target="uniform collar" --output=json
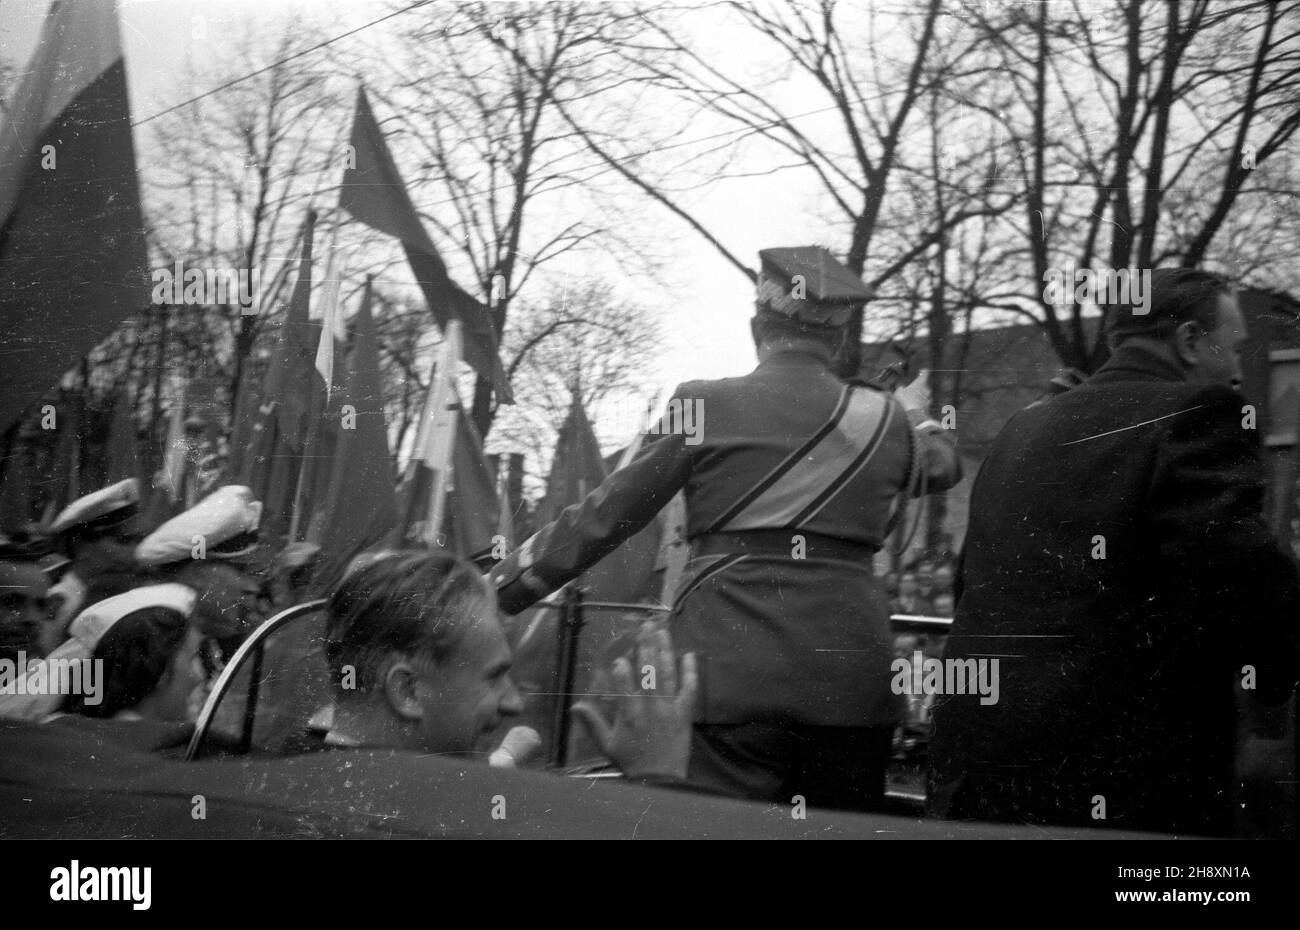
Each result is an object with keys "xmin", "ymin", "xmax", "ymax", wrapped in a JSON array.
[
  {"xmin": 1089, "ymin": 341, "xmax": 1188, "ymax": 385},
  {"xmin": 758, "ymin": 348, "xmax": 835, "ymax": 369}
]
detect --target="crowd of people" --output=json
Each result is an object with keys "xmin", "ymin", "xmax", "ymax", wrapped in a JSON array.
[
  {"xmin": 2, "ymin": 256, "xmax": 1297, "ymax": 840},
  {"xmin": 884, "ymin": 559, "xmax": 957, "ymax": 619},
  {"xmin": 0, "ymin": 476, "xmax": 693, "ymax": 782}
]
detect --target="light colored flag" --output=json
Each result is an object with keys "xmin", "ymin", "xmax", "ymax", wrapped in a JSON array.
[
  {"xmin": 314, "ymin": 240, "xmax": 346, "ymax": 396},
  {"xmin": 161, "ymin": 377, "xmax": 187, "ymax": 504},
  {"xmin": 392, "ymin": 321, "xmax": 463, "ymax": 548}
]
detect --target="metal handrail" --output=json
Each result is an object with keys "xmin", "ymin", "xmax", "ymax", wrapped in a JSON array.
[{"xmin": 185, "ymin": 599, "xmax": 328, "ymax": 762}]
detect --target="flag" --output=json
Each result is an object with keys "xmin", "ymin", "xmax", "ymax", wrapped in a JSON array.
[
  {"xmin": 229, "ymin": 210, "xmax": 325, "ymax": 542},
  {"xmin": 314, "ymin": 240, "xmax": 346, "ymax": 397},
  {"xmin": 160, "ymin": 378, "xmax": 187, "ymax": 504},
  {"xmin": 390, "ymin": 320, "xmax": 501, "ymax": 559},
  {"xmin": 39, "ymin": 385, "xmax": 85, "ymax": 524},
  {"xmin": 443, "ymin": 408, "xmax": 501, "ymax": 561},
  {"xmin": 339, "ymin": 87, "xmax": 512, "ymax": 403},
  {"xmin": 0, "ymin": 0, "xmax": 149, "ymax": 432},
  {"xmin": 292, "ymin": 238, "xmax": 348, "ymax": 539},
  {"xmin": 580, "ymin": 405, "xmax": 667, "ymax": 606},
  {"xmin": 307, "ymin": 277, "xmax": 398, "ymax": 587},
  {"xmin": 105, "ymin": 387, "xmax": 142, "ymax": 486},
  {"xmin": 390, "ymin": 322, "xmax": 463, "ymax": 548},
  {"xmin": 539, "ymin": 394, "xmax": 607, "ymax": 526},
  {"xmin": 0, "ymin": 425, "xmax": 36, "ymax": 534},
  {"xmin": 141, "ymin": 378, "xmax": 189, "ymax": 529}
]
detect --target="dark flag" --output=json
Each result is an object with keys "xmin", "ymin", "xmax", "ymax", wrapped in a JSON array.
[
  {"xmin": 307, "ymin": 278, "xmax": 399, "ymax": 587},
  {"xmin": 539, "ymin": 395, "xmax": 608, "ymax": 525},
  {"xmin": 229, "ymin": 210, "xmax": 325, "ymax": 542},
  {"xmin": 564, "ymin": 401, "xmax": 666, "ymax": 606},
  {"xmin": 0, "ymin": 1, "xmax": 149, "ymax": 432},
  {"xmin": 443, "ymin": 408, "xmax": 502, "ymax": 561},
  {"xmin": 105, "ymin": 388, "xmax": 142, "ymax": 486},
  {"xmin": 339, "ymin": 87, "xmax": 512, "ymax": 403},
  {"xmin": 39, "ymin": 384, "xmax": 85, "ymax": 524},
  {"xmin": 0, "ymin": 426, "xmax": 37, "ymax": 534}
]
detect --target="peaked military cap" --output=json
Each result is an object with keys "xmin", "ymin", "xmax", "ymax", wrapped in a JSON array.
[
  {"xmin": 47, "ymin": 478, "xmax": 141, "ymax": 538},
  {"xmin": 135, "ymin": 485, "xmax": 263, "ymax": 566},
  {"xmin": 756, "ymin": 246, "xmax": 873, "ymax": 327}
]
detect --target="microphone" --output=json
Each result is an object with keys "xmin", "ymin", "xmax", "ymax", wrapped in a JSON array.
[{"xmin": 489, "ymin": 726, "xmax": 542, "ymax": 768}]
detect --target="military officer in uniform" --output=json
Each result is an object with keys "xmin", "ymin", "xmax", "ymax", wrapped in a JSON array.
[{"xmin": 491, "ymin": 247, "xmax": 961, "ymax": 811}]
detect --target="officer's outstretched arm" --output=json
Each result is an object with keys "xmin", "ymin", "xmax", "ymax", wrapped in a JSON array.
[{"xmin": 491, "ymin": 432, "xmax": 693, "ymax": 615}]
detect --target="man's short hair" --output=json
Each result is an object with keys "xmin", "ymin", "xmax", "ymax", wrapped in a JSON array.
[
  {"xmin": 1107, "ymin": 267, "xmax": 1232, "ymax": 347},
  {"xmin": 324, "ymin": 550, "xmax": 489, "ymax": 696},
  {"xmin": 752, "ymin": 307, "xmax": 844, "ymax": 352}
]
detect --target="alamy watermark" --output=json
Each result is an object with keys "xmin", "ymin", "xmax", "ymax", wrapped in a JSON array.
[
  {"xmin": 1042, "ymin": 261, "xmax": 1151, "ymax": 315},
  {"xmin": 891, "ymin": 650, "xmax": 999, "ymax": 706},
  {"xmin": 50, "ymin": 861, "xmax": 150, "ymax": 910},
  {"xmin": 0, "ymin": 653, "xmax": 103, "ymax": 705},
  {"xmin": 648, "ymin": 397, "xmax": 705, "ymax": 446},
  {"xmin": 151, "ymin": 260, "xmax": 262, "ymax": 315}
]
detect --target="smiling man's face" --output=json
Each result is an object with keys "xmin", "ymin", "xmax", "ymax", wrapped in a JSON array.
[{"xmin": 411, "ymin": 592, "xmax": 524, "ymax": 758}]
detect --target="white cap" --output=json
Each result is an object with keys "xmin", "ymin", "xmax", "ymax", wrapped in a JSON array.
[
  {"xmin": 135, "ymin": 485, "xmax": 263, "ymax": 566},
  {"xmin": 47, "ymin": 478, "xmax": 140, "ymax": 535},
  {"xmin": 67, "ymin": 583, "xmax": 197, "ymax": 651}
]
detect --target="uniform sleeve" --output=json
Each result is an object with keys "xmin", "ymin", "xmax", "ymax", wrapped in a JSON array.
[
  {"xmin": 904, "ymin": 406, "xmax": 963, "ymax": 495},
  {"xmin": 1148, "ymin": 385, "xmax": 1300, "ymax": 704},
  {"xmin": 491, "ymin": 402, "xmax": 695, "ymax": 615}
]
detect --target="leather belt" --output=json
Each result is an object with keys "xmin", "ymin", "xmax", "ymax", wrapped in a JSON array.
[{"xmin": 692, "ymin": 529, "xmax": 877, "ymax": 562}]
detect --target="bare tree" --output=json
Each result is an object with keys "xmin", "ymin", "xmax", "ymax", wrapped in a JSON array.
[
  {"xmin": 962, "ymin": 0, "xmax": 1300, "ymax": 371},
  {"xmin": 356, "ymin": 1, "xmax": 662, "ymax": 438},
  {"xmin": 491, "ymin": 276, "xmax": 663, "ymax": 492},
  {"xmin": 147, "ymin": 21, "xmax": 348, "ymax": 419}
]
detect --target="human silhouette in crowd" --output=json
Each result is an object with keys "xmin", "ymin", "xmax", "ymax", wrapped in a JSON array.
[
  {"xmin": 43, "ymin": 479, "xmax": 145, "ymax": 652},
  {"xmin": 70, "ymin": 608, "xmax": 209, "ymax": 723},
  {"xmin": 929, "ymin": 268, "xmax": 1300, "ymax": 837},
  {"xmin": 0, "ymin": 540, "xmax": 49, "ymax": 664}
]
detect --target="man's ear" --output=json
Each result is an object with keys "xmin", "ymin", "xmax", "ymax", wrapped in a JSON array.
[
  {"xmin": 1172, "ymin": 320, "xmax": 1201, "ymax": 366},
  {"xmin": 382, "ymin": 660, "xmax": 424, "ymax": 723}
]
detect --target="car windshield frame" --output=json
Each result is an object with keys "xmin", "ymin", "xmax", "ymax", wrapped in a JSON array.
[{"xmin": 185, "ymin": 598, "xmax": 327, "ymax": 762}]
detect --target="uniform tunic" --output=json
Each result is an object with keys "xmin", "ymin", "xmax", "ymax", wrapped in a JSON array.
[{"xmin": 494, "ymin": 348, "xmax": 960, "ymax": 728}]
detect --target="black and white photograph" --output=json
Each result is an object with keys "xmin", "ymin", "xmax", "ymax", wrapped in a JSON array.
[{"xmin": 0, "ymin": 0, "xmax": 1297, "ymax": 898}]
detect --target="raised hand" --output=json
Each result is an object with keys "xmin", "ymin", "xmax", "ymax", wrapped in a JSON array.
[{"xmin": 571, "ymin": 621, "xmax": 697, "ymax": 780}]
